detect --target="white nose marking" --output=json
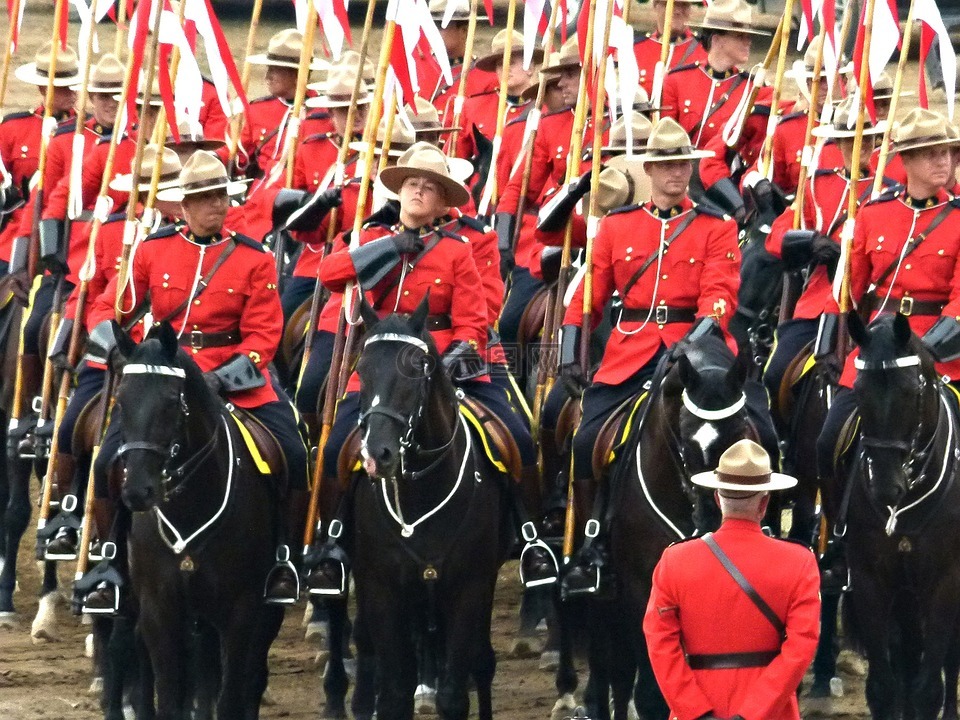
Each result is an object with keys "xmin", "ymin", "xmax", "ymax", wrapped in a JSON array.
[{"xmin": 691, "ymin": 423, "xmax": 720, "ymax": 464}]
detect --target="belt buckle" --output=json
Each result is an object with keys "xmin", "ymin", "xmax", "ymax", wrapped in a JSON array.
[
  {"xmin": 189, "ymin": 330, "xmax": 204, "ymax": 349},
  {"xmin": 655, "ymin": 305, "xmax": 668, "ymax": 324},
  {"xmin": 899, "ymin": 296, "xmax": 914, "ymax": 316}
]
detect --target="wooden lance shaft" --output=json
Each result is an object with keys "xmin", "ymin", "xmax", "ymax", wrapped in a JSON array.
[
  {"xmin": 446, "ymin": 0, "xmax": 482, "ymax": 155},
  {"xmin": 284, "ymin": 0, "xmax": 320, "ymax": 189},
  {"xmin": 226, "ymin": 0, "xmax": 266, "ymax": 170},
  {"xmin": 303, "ymin": 18, "xmax": 400, "ymax": 553},
  {"xmin": 791, "ymin": 20, "xmax": 829, "ymax": 232},
  {"xmin": 724, "ymin": 12, "xmax": 784, "ymax": 149},
  {"xmin": 758, "ymin": 0, "xmax": 798, "ymax": 179},
  {"xmin": 479, "ymin": 0, "xmax": 519, "ymax": 212},
  {"xmin": 0, "ymin": 0, "xmax": 24, "ymax": 116},
  {"xmin": 650, "ymin": 0, "xmax": 676, "ymax": 122}
]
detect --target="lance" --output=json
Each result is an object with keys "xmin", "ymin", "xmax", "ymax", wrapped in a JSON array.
[
  {"xmin": 297, "ymin": 0, "xmax": 379, "ymax": 393},
  {"xmin": 303, "ymin": 14, "xmax": 399, "ymax": 556},
  {"xmin": 836, "ymin": 0, "xmax": 879, "ymax": 363},
  {"xmin": 0, "ymin": 0, "xmax": 24, "ymax": 116},
  {"xmin": 757, "ymin": 0, "xmax": 798, "ymax": 179},
  {"xmin": 723, "ymin": 12, "xmax": 784, "ymax": 149},
  {"xmin": 70, "ymin": 5, "xmax": 160, "ymax": 587},
  {"xmin": 114, "ymin": 0, "xmax": 128, "ymax": 56},
  {"xmin": 650, "ymin": 0, "xmax": 675, "ymax": 122},
  {"xmin": 506, "ymin": 0, "xmax": 562, "ymax": 274},
  {"xmin": 9, "ymin": 0, "xmax": 71, "ymax": 483},
  {"xmin": 225, "ymin": 0, "xmax": 266, "ymax": 171},
  {"xmin": 872, "ymin": 0, "xmax": 917, "ymax": 196},
  {"xmin": 445, "ymin": 0, "xmax": 482, "ymax": 154},
  {"xmin": 476, "ymin": 0, "xmax": 519, "ymax": 215}
]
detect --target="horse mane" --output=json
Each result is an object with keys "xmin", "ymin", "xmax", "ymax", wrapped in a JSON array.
[{"xmin": 662, "ymin": 334, "xmax": 737, "ymax": 397}]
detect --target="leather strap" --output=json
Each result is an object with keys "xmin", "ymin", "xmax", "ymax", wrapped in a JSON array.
[
  {"xmin": 620, "ymin": 211, "xmax": 699, "ymax": 300},
  {"xmin": 371, "ymin": 233, "xmax": 443, "ymax": 310},
  {"xmin": 825, "ymin": 182, "xmax": 877, "ymax": 239},
  {"xmin": 686, "ymin": 650, "xmax": 779, "ymax": 670},
  {"xmin": 702, "ymin": 533, "xmax": 787, "ymax": 640},
  {"xmin": 862, "ymin": 296, "xmax": 946, "ymax": 317},
  {"xmin": 158, "ymin": 238, "xmax": 239, "ymax": 325},
  {"xmin": 619, "ymin": 306, "xmax": 696, "ymax": 324},
  {"xmin": 178, "ymin": 329, "xmax": 241, "ymax": 349},
  {"xmin": 689, "ymin": 74, "xmax": 746, "ymax": 140},
  {"xmin": 396, "ymin": 312, "xmax": 452, "ymax": 331}
]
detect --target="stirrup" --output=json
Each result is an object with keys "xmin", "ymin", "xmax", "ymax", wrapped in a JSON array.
[
  {"xmin": 518, "ymin": 522, "xmax": 560, "ymax": 589},
  {"xmin": 264, "ymin": 544, "xmax": 300, "ymax": 606},
  {"xmin": 75, "ymin": 543, "xmax": 123, "ymax": 616},
  {"xmin": 40, "ymin": 495, "xmax": 81, "ymax": 560},
  {"xmin": 561, "ymin": 563, "xmax": 602, "ymax": 598}
]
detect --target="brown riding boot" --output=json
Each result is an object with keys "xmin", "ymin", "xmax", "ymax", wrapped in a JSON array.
[
  {"xmin": 43, "ymin": 453, "xmax": 81, "ymax": 558},
  {"xmin": 264, "ymin": 490, "xmax": 310, "ymax": 605},
  {"xmin": 13, "ymin": 354, "xmax": 42, "ymax": 455},
  {"xmin": 79, "ymin": 498, "xmax": 123, "ymax": 614}
]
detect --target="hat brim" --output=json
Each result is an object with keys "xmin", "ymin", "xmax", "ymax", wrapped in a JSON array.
[
  {"xmin": 690, "ymin": 470, "xmax": 798, "ymax": 491},
  {"xmin": 539, "ymin": 58, "xmax": 582, "ymax": 76},
  {"xmin": 247, "ymin": 54, "xmax": 329, "ymax": 72},
  {"xmin": 636, "ymin": 148, "xmax": 715, "ymax": 163},
  {"xmin": 112, "ymin": 92, "xmax": 164, "ymax": 107},
  {"xmin": 167, "ymin": 139, "xmax": 227, "ymax": 152},
  {"xmin": 348, "ymin": 140, "xmax": 416, "ymax": 158},
  {"xmin": 379, "ymin": 165, "xmax": 470, "ymax": 208},
  {"xmin": 812, "ymin": 120, "xmax": 887, "ymax": 139},
  {"xmin": 109, "ymin": 175, "xmax": 181, "ymax": 193},
  {"xmin": 430, "ymin": 12, "xmax": 488, "ymax": 22},
  {"xmin": 83, "ymin": 83, "xmax": 125, "ymax": 94},
  {"xmin": 894, "ymin": 136, "xmax": 959, "ymax": 154},
  {"xmin": 475, "ymin": 46, "xmax": 544, "ymax": 72},
  {"xmin": 156, "ymin": 179, "xmax": 250, "ymax": 202},
  {"xmin": 306, "ymin": 93, "xmax": 373, "ymax": 109},
  {"xmin": 692, "ymin": 21, "xmax": 772, "ymax": 37},
  {"xmin": 873, "ymin": 90, "xmax": 915, "ymax": 101},
  {"xmin": 411, "ymin": 123, "xmax": 460, "ymax": 134},
  {"xmin": 15, "ymin": 64, "xmax": 82, "ymax": 87},
  {"xmin": 520, "ymin": 75, "xmax": 560, "ymax": 102},
  {"xmin": 605, "ymin": 155, "xmax": 650, "ymax": 205}
]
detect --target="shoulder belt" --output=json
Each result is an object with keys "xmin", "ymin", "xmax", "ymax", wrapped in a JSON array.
[
  {"xmin": 455, "ymin": 214, "xmax": 488, "ymax": 233},
  {"xmin": 54, "ymin": 119, "xmax": 79, "ymax": 136},
  {"xmin": 669, "ymin": 61, "xmax": 700, "ymax": 74},
  {"xmin": 228, "ymin": 232, "xmax": 265, "ymax": 252},
  {"xmin": 371, "ymin": 233, "xmax": 445, "ymax": 309},
  {"xmin": 866, "ymin": 199, "xmax": 960, "ymax": 299},
  {"xmin": 620, "ymin": 210, "xmax": 700, "ymax": 299},
  {"xmin": 156, "ymin": 238, "xmax": 239, "ymax": 324},
  {"xmin": 702, "ymin": 533, "xmax": 787, "ymax": 640},
  {"xmin": 144, "ymin": 223, "xmax": 181, "ymax": 241},
  {"xmin": 690, "ymin": 73, "xmax": 748, "ymax": 138},
  {"xmin": 825, "ymin": 182, "xmax": 876, "ymax": 238},
  {"xmin": 0, "ymin": 110, "xmax": 34, "ymax": 123},
  {"xmin": 607, "ymin": 202, "xmax": 644, "ymax": 217},
  {"xmin": 675, "ymin": 37, "xmax": 702, "ymax": 67}
]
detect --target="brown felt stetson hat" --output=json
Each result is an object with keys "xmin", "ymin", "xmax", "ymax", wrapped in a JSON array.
[
  {"xmin": 475, "ymin": 29, "xmax": 544, "ymax": 72},
  {"xmin": 692, "ymin": 0, "xmax": 772, "ymax": 37},
  {"xmin": 247, "ymin": 29, "xmax": 329, "ymax": 72},
  {"xmin": 164, "ymin": 120, "xmax": 226, "ymax": 153},
  {"xmin": 812, "ymin": 96, "xmax": 886, "ymax": 139},
  {"xmin": 109, "ymin": 145, "xmax": 182, "ymax": 193},
  {"xmin": 541, "ymin": 36, "xmax": 581, "ymax": 75},
  {"xmin": 892, "ymin": 108, "xmax": 956, "ymax": 154},
  {"xmin": 16, "ymin": 42, "xmax": 82, "ymax": 87},
  {"xmin": 405, "ymin": 95, "xmax": 460, "ymax": 134},
  {"xmin": 156, "ymin": 150, "xmax": 250, "ymax": 202},
  {"xmin": 114, "ymin": 75, "xmax": 164, "ymax": 107},
  {"xmin": 305, "ymin": 66, "xmax": 373, "ymax": 108},
  {"xmin": 348, "ymin": 114, "xmax": 417, "ymax": 158},
  {"xmin": 84, "ymin": 53, "xmax": 125, "ymax": 94},
  {"xmin": 601, "ymin": 111, "xmax": 655, "ymax": 154},
  {"xmin": 520, "ymin": 51, "xmax": 563, "ymax": 102},
  {"xmin": 586, "ymin": 166, "xmax": 642, "ymax": 212},
  {"xmin": 428, "ymin": 0, "xmax": 487, "ymax": 23},
  {"xmin": 380, "ymin": 144, "xmax": 470, "ymax": 207},
  {"xmin": 635, "ymin": 117, "xmax": 714, "ymax": 162},
  {"xmin": 691, "ymin": 439, "xmax": 797, "ymax": 492},
  {"xmin": 395, "ymin": 141, "xmax": 474, "ymax": 183},
  {"xmin": 308, "ymin": 50, "xmax": 375, "ymax": 93}
]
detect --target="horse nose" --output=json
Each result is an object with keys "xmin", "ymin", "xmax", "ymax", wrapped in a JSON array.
[
  {"xmin": 122, "ymin": 482, "xmax": 155, "ymax": 512},
  {"xmin": 376, "ymin": 446, "xmax": 394, "ymax": 466}
]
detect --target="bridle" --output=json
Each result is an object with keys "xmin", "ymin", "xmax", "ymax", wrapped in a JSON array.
[
  {"xmin": 115, "ymin": 362, "xmax": 234, "ymax": 554},
  {"xmin": 358, "ymin": 332, "xmax": 459, "ymax": 480}
]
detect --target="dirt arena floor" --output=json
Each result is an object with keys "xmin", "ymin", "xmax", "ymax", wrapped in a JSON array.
[{"xmin": 0, "ymin": 3, "xmax": 955, "ymax": 718}]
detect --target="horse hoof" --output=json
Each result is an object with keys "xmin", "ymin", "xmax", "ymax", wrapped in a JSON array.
[
  {"xmin": 260, "ymin": 686, "xmax": 276, "ymax": 706},
  {"xmin": 314, "ymin": 648, "xmax": 330, "ymax": 668},
  {"xmin": 305, "ymin": 620, "xmax": 326, "ymax": 643},
  {"xmin": 301, "ymin": 602, "xmax": 313, "ymax": 627},
  {"xmin": 509, "ymin": 636, "xmax": 540, "ymax": 659},
  {"xmin": 30, "ymin": 593, "xmax": 60, "ymax": 643},
  {"xmin": 536, "ymin": 618, "xmax": 547, "ymax": 632},
  {"xmin": 414, "ymin": 684, "xmax": 437, "ymax": 716},
  {"xmin": 550, "ymin": 694, "xmax": 578, "ymax": 720},
  {"xmin": 88, "ymin": 676, "xmax": 104, "ymax": 695},
  {"xmin": 0, "ymin": 612, "xmax": 19, "ymax": 630},
  {"xmin": 836, "ymin": 650, "xmax": 867, "ymax": 677},
  {"xmin": 85, "ymin": 633, "xmax": 94, "ymax": 658},
  {"xmin": 538, "ymin": 650, "xmax": 559, "ymax": 672}
]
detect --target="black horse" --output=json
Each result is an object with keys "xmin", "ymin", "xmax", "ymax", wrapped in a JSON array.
[
  {"xmin": 552, "ymin": 335, "xmax": 764, "ymax": 720},
  {"xmin": 839, "ymin": 312, "xmax": 960, "ymax": 720},
  {"xmin": 345, "ymin": 298, "xmax": 513, "ymax": 720},
  {"xmin": 109, "ymin": 321, "xmax": 284, "ymax": 719}
]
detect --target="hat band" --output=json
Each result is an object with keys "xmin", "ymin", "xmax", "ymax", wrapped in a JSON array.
[
  {"xmin": 180, "ymin": 176, "xmax": 231, "ymax": 193},
  {"xmin": 140, "ymin": 169, "xmax": 182, "ymax": 184},
  {"xmin": 325, "ymin": 92, "xmax": 355, "ymax": 103},
  {"xmin": 896, "ymin": 133, "xmax": 950, "ymax": 148},
  {"xmin": 704, "ymin": 20, "xmax": 758, "ymax": 32},
  {"xmin": 35, "ymin": 65, "xmax": 79, "ymax": 79},
  {"xmin": 646, "ymin": 145, "xmax": 697, "ymax": 157},
  {"xmin": 716, "ymin": 471, "xmax": 772, "ymax": 486},
  {"xmin": 266, "ymin": 51, "xmax": 301, "ymax": 64}
]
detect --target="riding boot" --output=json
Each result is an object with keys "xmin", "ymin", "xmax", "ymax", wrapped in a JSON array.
[
  {"xmin": 561, "ymin": 475, "xmax": 612, "ymax": 598},
  {"xmin": 303, "ymin": 478, "xmax": 353, "ymax": 598},
  {"xmin": 301, "ymin": 412, "xmax": 319, "ymax": 444},
  {"xmin": 11, "ymin": 354, "xmax": 42, "ymax": 457},
  {"xmin": 264, "ymin": 490, "xmax": 310, "ymax": 605},
  {"xmin": 512, "ymin": 468, "xmax": 559, "ymax": 588},
  {"xmin": 41, "ymin": 454, "xmax": 80, "ymax": 559},
  {"xmin": 76, "ymin": 499, "xmax": 125, "ymax": 615}
]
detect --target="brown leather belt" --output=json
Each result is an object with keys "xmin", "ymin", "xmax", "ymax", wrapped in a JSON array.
[
  {"xmin": 396, "ymin": 312, "xmax": 452, "ymax": 331},
  {"xmin": 178, "ymin": 329, "xmax": 241, "ymax": 350},
  {"xmin": 863, "ymin": 295, "xmax": 946, "ymax": 317},
  {"xmin": 619, "ymin": 306, "xmax": 697, "ymax": 324},
  {"xmin": 686, "ymin": 650, "xmax": 780, "ymax": 670}
]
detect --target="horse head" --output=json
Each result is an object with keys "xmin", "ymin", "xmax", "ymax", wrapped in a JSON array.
[
  {"xmin": 355, "ymin": 295, "xmax": 455, "ymax": 481},
  {"xmin": 672, "ymin": 335, "xmax": 754, "ymax": 532},
  {"xmin": 849, "ymin": 311, "xmax": 941, "ymax": 509},
  {"xmin": 111, "ymin": 321, "xmax": 216, "ymax": 512}
]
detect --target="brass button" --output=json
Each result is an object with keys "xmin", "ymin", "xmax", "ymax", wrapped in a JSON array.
[
  {"xmin": 661, "ymin": 274, "xmax": 668, "ymax": 279},
  {"xmin": 194, "ymin": 299, "xmax": 201, "ymax": 305}
]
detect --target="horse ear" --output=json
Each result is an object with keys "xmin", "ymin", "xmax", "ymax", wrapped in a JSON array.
[
  {"xmin": 726, "ymin": 349, "xmax": 749, "ymax": 390},
  {"xmin": 358, "ymin": 296, "xmax": 380, "ymax": 331},
  {"xmin": 893, "ymin": 312, "xmax": 912, "ymax": 348},
  {"xmin": 409, "ymin": 291, "xmax": 431, "ymax": 335},
  {"xmin": 847, "ymin": 310, "xmax": 869, "ymax": 349},
  {"xmin": 676, "ymin": 351, "xmax": 697, "ymax": 389},
  {"xmin": 110, "ymin": 320, "xmax": 136, "ymax": 359},
  {"xmin": 156, "ymin": 321, "xmax": 179, "ymax": 361}
]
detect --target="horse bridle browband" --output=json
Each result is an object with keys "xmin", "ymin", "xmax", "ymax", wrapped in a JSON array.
[{"xmin": 681, "ymin": 389, "xmax": 747, "ymax": 421}]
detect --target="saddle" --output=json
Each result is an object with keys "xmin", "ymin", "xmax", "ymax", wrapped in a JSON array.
[
  {"xmin": 591, "ymin": 393, "xmax": 647, "ymax": 482},
  {"xmin": 335, "ymin": 396, "xmax": 523, "ymax": 486},
  {"xmin": 776, "ymin": 341, "xmax": 816, "ymax": 422},
  {"xmin": 229, "ymin": 408, "xmax": 287, "ymax": 479},
  {"xmin": 517, "ymin": 285, "xmax": 551, "ymax": 351}
]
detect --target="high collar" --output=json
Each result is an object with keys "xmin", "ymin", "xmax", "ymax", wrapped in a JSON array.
[
  {"xmin": 653, "ymin": 28, "xmax": 692, "ymax": 43},
  {"xmin": 645, "ymin": 196, "xmax": 692, "ymax": 218},
  {"xmin": 903, "ymin": 188, "xmax": 949, "ymax": 209},
  {"xmin": 704, "ymin": 65, "xmax": 736, "ymax": 80},
  {"xmin": 179, "ymin": 223, "xmax": 224, "ymax": 245},
  {"xmin": 717, "ymin": 517, "xmax": 765, "ymax": 534}
]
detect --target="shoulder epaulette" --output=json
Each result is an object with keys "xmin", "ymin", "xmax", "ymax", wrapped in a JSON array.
[
  {"xmin": 144, "ymin": 223, "xmax": 181, "ymax": 241},
  {"xmin": 814, "ymin": 167, "xmax": 839, "ymax": 178},
  {"xmin": 868, "ymin": 187, "xmax": 901, "ymax": 204},
  {"xmin": 607, "ymin": 203, "xmax": 643, "ymax": 216},
  {"xmin": 0, "ymin": 110, "xmax": 35, "ymax": 123},
  {"xmin": 635, "ymin": 32, "xmax": 654, "ymax": 44},
  {"xmin": 751, "ymin": 105, "xmax": 772, "ymax": 117},
  {"xmin": 774, "ymin": 536, "xmax": 815, "ymax": 550},
  {"xmin": 669, "ymin": 61, "xmax": 700, "ymax": 75},
  {"xmin": 436, "ymin": 227, "xmax": 469, "ymax": 242},
  {"xmin": 781, "ymin": 111, "xmax": 806, "ymax": 122},
  {"xmin": 301, "ymin": 132, "xmax": 334, "ymax": 145},
  {"xmin": 53, "ymin": 119, "xmax": 79, "ymax": 137},
  {"xmin": 693, "ymin": 202, "xmax": 729, "ymax": 220},
  {"xmin": 456, "ymin": 214, "xmax": 489, "ymax": 233},
  {"xmin": 667, "ymin": 535, "xmax": 699, "ymax": 547},
  {"xmin": 228, "ymin": 231, "xmax": 266, "ymax": 251},
  {"xmin": 105, "ymin": 211, "xmax": 127, "ymax": 224},
  {"xmin": 306, "ymin": 109, "xmax": 331, "ymax": 120}
]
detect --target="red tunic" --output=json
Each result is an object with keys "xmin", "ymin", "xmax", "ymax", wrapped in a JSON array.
[
  {"xmin": 417, "ymin": 53, "xmax": 498, "ymax": 113},
  {"xmin": 199, "ymin": 79, "xmax": 229, "ymax": 141},
  {"xmin": 662, "ymin": 62, "xmax": 752, "ymax": 150},
  {"xmin": 563, "ymin": 198, "xmax": 740, "ymax": 384},
  {"xmin": 644, "ymin": 518, "xmax": 821, "ymax": 720},
  {"xmin": 451, "ymin": 91, "xmax": 529, "ymax": 161},
  {"xmin": 65, "ymin": 211, "xmax": 128, "ymax": 322},
  {"xmin": 88, "ymin": 224, "xmax": 282, "ymax": 407},
  {"xmin": 632, "ymin": 30, "xmax": 707, "ymax": 98},
  {"xmin": 698, "ymin": 103, "xmax": 770, "ymax": 190}
]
